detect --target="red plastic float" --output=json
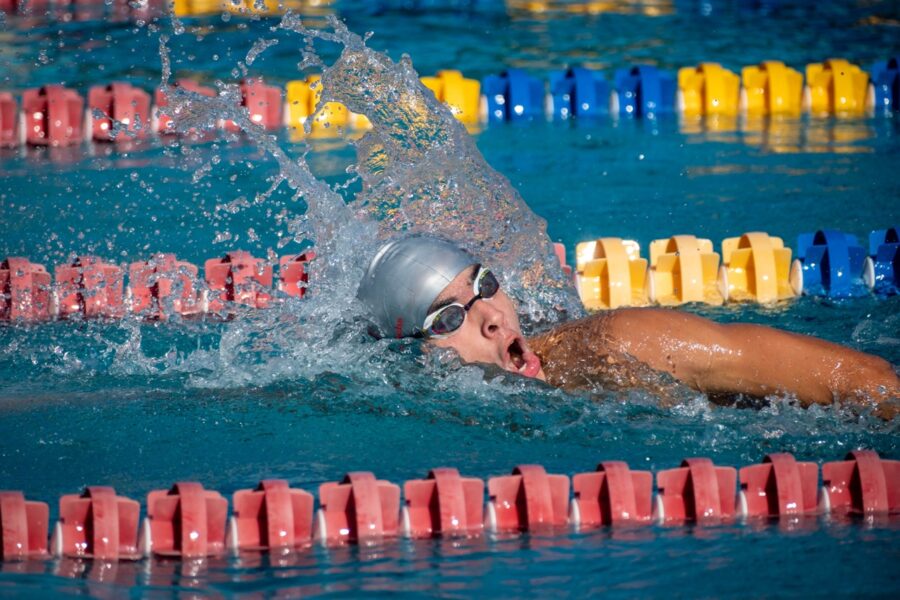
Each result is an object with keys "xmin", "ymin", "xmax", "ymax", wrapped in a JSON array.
[
  {"xmin": 821, "ymin": 450, "xmax": 900, "ymax": 515},
  {"xmin": 227, "ymin": 480, "xmax": 314, "ymax": 553},
  {"xmin": 0, "ymin": 92, "xmax": 17, "ymax": 147},
  {"xmin": 553, "ymin": 242, "xmax": 572, "ymax": 277},
  {"xmin": 87, "ymin": 82, "xmax": 151, "ymax": 142},
  {"xmin": 153, "ymin": 79, "xmax": 216, "ymax": 135},
  {"xmin": 205, "ymin": 251, "xmax": 273, "ymax": 312},
  {"xmin": 128, "ymin": 254, "xmax": 201, "ymax": 319},
  {"xmin": 570, "ymin": 461, "xmax": 653, "ymax": 528},
  {"xmin": 315, "ymin": 472, "xmax": 401, "ymax": 545},
  {"xmin": 223, "ymin": 79, "xmax": 283, "ymax": 132},
  {"xmin": 486, "ymin": 465, "xmax": 570, "ymax": 532},
  {"xmin": 401, "ymin": 468, "xmax": 484, "ymax": 538},
  {"xmin": 654, "ymin": 458, "xmax": 736, "ymax": 522},
  {"xmin": 141, "ymin": 482, "xmax": 228, "ymax": 558},
  {"xmin": 51, "ymin": 486, "xmax": 141, "ymax": 560},
  {"xmin": 21, "ymin": 85, "xmax": 84, "ymax": 146},
  {"xmin": 0, "ymin": 258, "xmax": 52, "ymax": 322},
  {"xmin": 738, "ymin": 453, "xmax": 819, "ymax": 518},
  {"xmin": 0, "ymin": 492, "xmax": 49, "ymax": 561},
  {"xmin": 55, "ymin": 256, "xmax": 125, "ymax": 319},
  {"xmin": 278, "ymin": 251, "xmax": 315, "ymax": 298}
]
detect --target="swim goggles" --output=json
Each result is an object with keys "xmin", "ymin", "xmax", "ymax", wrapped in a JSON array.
[{"xmin": 420, "ymin": 266, "xmax": 500, "ymax": 339}]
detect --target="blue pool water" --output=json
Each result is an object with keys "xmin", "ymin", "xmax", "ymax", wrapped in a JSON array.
[{"xmin": 2, "ymin": 0, "xmax": 900, "ymax": 596}]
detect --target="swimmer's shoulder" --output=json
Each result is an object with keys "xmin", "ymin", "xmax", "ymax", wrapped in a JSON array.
[{"xmin": 527, "ymin": 312, "xmax": 614, "ymax": 360}]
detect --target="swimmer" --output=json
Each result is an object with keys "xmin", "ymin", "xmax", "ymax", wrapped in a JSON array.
[{"xmin": 358, "ymin": 235, "xmax": 900, "ymax": 410}]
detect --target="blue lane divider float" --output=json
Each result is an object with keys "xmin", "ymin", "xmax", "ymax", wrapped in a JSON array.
[
  {"xmin": 870, "ymin": 57, "xmax": 899, "ymax": 114},
  {"xmin": 865, "ymin": 226, "xmax": 900, "ymax": 296},
  {"xmin": 548, "ymin": 67, "xmax": 610, "ymax": 120},
  {"xmin": 611, "ymin": 65, "xmax": 676, "ymax": 118},
  {"xmin": 790, "ymin": 230, "xmax": 869, "ymax": 298},
  {"xmin": 482, "ymin": 68, "xmax": 545, "ymax": 123}
]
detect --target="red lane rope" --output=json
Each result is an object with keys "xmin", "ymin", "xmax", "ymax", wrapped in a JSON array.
[{"xmin": 2, "ymin": 451, "xmax": 897, "ymax": 562}]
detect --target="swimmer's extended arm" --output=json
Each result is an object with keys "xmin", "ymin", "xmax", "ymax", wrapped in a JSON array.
[
  {"xmin": 542, "ymin": 308, "xmax": 899, "ymax": 407},
  {"xmin": 601, "ymin": 308, "xmax": 899, "ymax": 406}
]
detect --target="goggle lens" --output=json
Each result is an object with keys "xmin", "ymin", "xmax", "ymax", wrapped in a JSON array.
[
  {"xmin": 429, "ymin": 305, "xmax": 466, "ymax": 336},
  {"xmin": 422, "ymin": 267, "xmax": 501, "ymax": 339},
  {"xmin": 476, "ymin": 269, "xmax": 499, "ymax": 299}
]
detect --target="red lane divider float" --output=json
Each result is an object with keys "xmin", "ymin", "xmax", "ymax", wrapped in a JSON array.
[
  {"xmin": 128, "ymin": 253, "xmax": 202, "ymax": 319},
  {"xmin": 570, "ymin": 461, "xmax": 653, "ymax": 529},
  {"xmin": 227, "ymin": 479, "xmax": 314, "ymax": 553},
  {"xmin": 738, "ymin": 453, "xmax": 819, "ymax": 518},
  {"xmin": 140, "ymin": 482, "xmax": 228, "ymax": 558},
  {"xmin": 205, "ymin": 251, "xmax": 273, "ymax": 312},
  {"xmin": 51, "ymin": 487, "xmax": 141, "ymax": 560},
  {"xmin": 22, "ymin": 85, "xmax": 84, "ymax": 147},
  {"xmin": 223, "ymin": 79, "xmax": 282, "ymax": 133},
  {"xmin": 401, "ymin": 467, "xmax": 484, "ymax": 538},
  {"xmin": 0, "ymin": 492, "xmax": 49, "ymax": 561},
  {"xmin": 314, "ymin": 472, "xmax": 401, "ymax": 545},
  {"xmin": 153, "ymin": 79, "xmax": 216, "ymax": 136},
  {"xmin": 0, "ymin": 250, "xmax": 315, "ymax": 323},
  {"xmin": 553, "ymin": 242, "xmax": 572, "ymax": 277},
  {"xmin": 87, "ymin": 82, "xmax": 151, "ymax": 142},
  {"xmin": 821, "ymin": 450, "xmax": 900, "ymax": 515},
  {"xmin": 0, "ymin": 258, "xmax": 52, "ymax": 322},
  {"xmin": 654, "ymin": 457, "xmax": 736, "ymax": 523},
  {"xmin": 55, "ymin": 255, "xmax": 125, "ymax": 319},
  {"xmin": 1, "ymin": 451, "xmax": 898, "ymax": 562},
  {"xmin": 486, "ymin": 465, "xmax": 569, "ymax": 532},
  {"xmin": 278, "ymin": 251, "xmax": 315, "ymax": 298},
  {"xmin": 0, "ymin": 92, "xmax": 18, "ymax": 147}
]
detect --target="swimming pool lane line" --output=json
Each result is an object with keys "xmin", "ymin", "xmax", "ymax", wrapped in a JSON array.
[{"xmin": 1, "ymin": 450, "xmax": 896, "ymax": 561}]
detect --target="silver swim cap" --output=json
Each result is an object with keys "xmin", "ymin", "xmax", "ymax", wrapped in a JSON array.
[{"xmin": 358, "ymin": 235, "xmax": 477, "ymax": 338}]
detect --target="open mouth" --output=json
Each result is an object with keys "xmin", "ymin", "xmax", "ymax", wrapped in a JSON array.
[
  {"xmin": 508, "ymin": 338, "xmax": 526, "ymax": 370},
  {"xmin": 506, "ymin": 337, "xmax": 542, "ymax": 379}
]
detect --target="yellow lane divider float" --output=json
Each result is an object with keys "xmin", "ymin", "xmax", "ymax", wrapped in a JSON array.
[
  {"xmin": 740, "ymin": 61, "xmax": 804, "ymax": 117},
  {"xmin": 647, "ymin": 235, "xmax": 723, "ymax": 306},
  {"xmin": 677, "ymin": 63, "xmax": 741, "ymax": 117},
  {"xmin": 804, "ymin": 59, "xmax": 870, "ymax": 116},
  {"xmin": 718, "ymin": 232, "xmax": 795, "ymax": 303},
  {"xmin": 174, "ymin": 0, "xmax": 333, "ymax": 17},
  {"xmin": 420, "ymin": 70, "xmax": 482, "ymax": 128},
  {"xmin": 284, "ymin": 75, "xmax": 370, "ymax": 140},
  {"xmin": 570, "ymin": 232, "xmax": 810, "ymax": 310},
  {"xmin": 574, "ymin": 238, "xmax": 649, "ymax": 310}
]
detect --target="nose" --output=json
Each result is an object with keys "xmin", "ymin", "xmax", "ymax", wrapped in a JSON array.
[{"xmin": 473, "ymin": 299, "xmax": 506, "ymax": 338}]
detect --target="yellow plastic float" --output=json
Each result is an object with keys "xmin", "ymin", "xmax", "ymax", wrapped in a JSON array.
[
  {"xmin": 718, "ymin": 232, "xmax": 795, "ymax": 303},
  {"xmin": 223, "ymin": 0, "xmax": 280, "ymax": 15},
  {"xmin": 677, "ymin": 63, "xmax": 741, "ymax": 117},
  {"xmin": 284, "ymin": 76, "xmax": 370, "ymax": 139},
  {"xmin": 648, "ymin": 235, "xmax": 723, "ymax": 306},
  {"xmin": 420, "ymin": 70, "xmax": 482, "ymax": 127},
  {"xmin": 741, "ymin": 61, "xmax": 803, "ymax": 116},
  {"xmin": 172, "ymin": 0, "xmax": 222, "ymax": 17},
  {"xmin": 804, "ymin": 59, "xmax": 869, "ymax": 116},
  {"xmin": 574, "ymin": 238, "xmax": 648, "ymax": 310}
]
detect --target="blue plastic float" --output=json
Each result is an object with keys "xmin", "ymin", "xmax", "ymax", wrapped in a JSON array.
[
  {"xmin": 612, "ymin": 66, "xmax": 676, "ymax": 119},
  {"xmin": 482, "ymin": 69, "xmax": 545, "ymax": 123},
  {"xmin": 866, "ymin": 226, "xmax": 900, "ymax": 295},
  {"xmin": 548, "ymin": 67, "xmax": 610, "ymax": 120},
  {"xmin": 790, "ymin": 230, "xmax": 869, "ymax": 298},
  {"xmin": 870, "ymin": 57, "xmax": 899, "ymax": 113}
]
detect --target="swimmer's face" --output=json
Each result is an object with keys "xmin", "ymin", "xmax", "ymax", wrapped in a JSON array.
[{"xmin": 427, "ymin": 265, "xmax": 546, "ymax": 380}]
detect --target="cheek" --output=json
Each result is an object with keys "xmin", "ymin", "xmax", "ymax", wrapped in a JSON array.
[{"xmin": 431, "ymin": 323, "xmax": 491, "ymax": 363}]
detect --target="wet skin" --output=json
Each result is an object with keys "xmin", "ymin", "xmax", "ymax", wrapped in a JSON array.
[{"xmin": 430, "ymin": 266, "xmax": 900, "ymax": 410}]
